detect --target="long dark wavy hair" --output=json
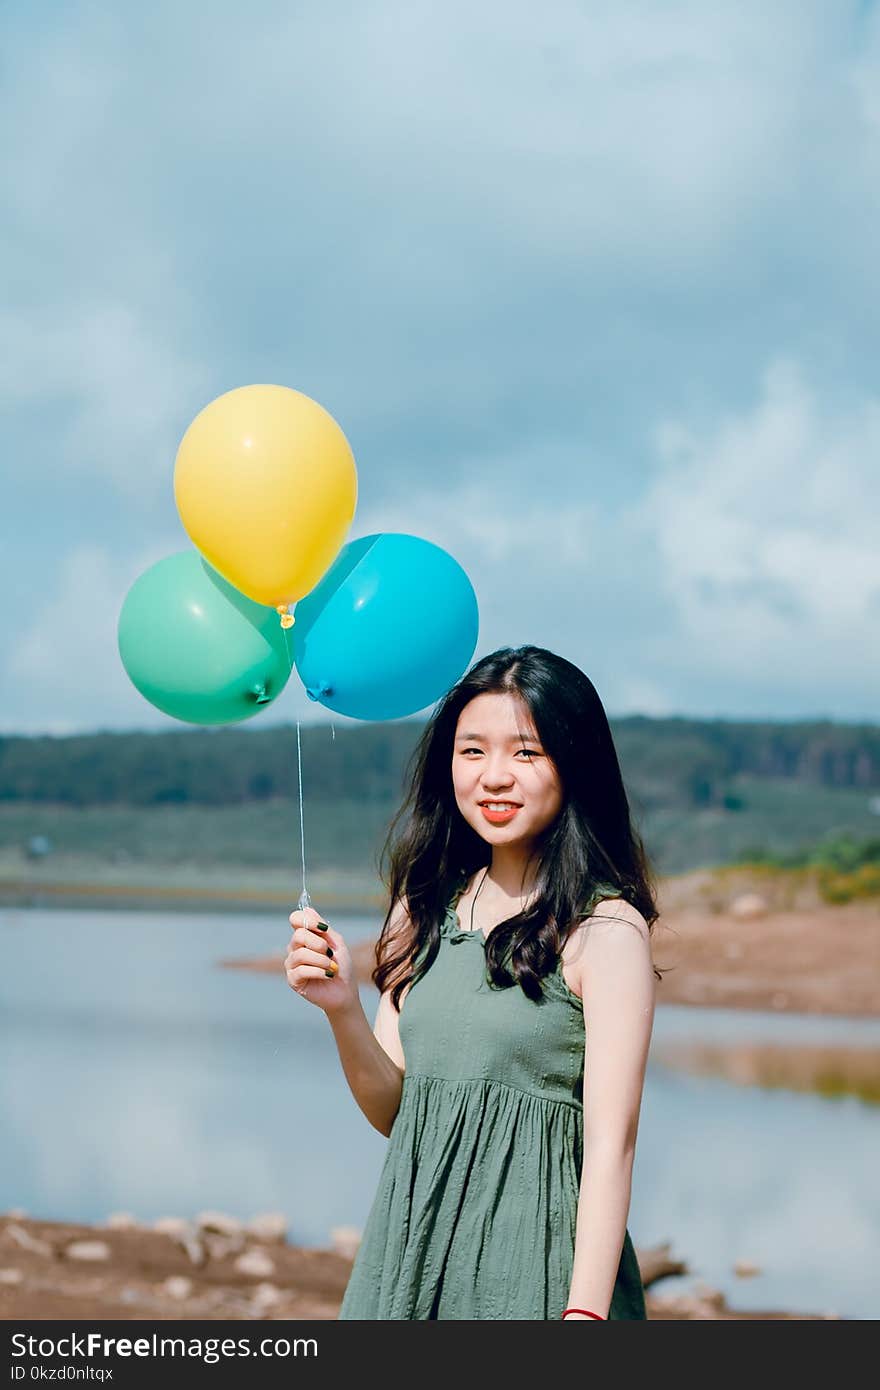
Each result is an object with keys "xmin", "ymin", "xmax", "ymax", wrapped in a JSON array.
[{"xmin": 373, "ymin": 645, "xmax": 662, "ymax": 1009}]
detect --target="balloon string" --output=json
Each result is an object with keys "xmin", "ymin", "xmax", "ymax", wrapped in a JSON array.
[{"xmin": 296, "ymin": 720, "xmax": 311, "ymax": 912}]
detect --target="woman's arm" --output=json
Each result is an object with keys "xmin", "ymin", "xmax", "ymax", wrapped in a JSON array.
[
  {"xmin": 329, "ymin": 896, "xmax": 416, "ymax": 1138},
  {"xmin": 286, "ymin": 901, "xmax": 411, "ymax": 1138},
  {"xmin": 328, "ymin": 995, "xmax": 405, "ymax": 1138},
  {"xmin": 564, "ymin": 900, "xmax": 656, "ymax": 1319}
]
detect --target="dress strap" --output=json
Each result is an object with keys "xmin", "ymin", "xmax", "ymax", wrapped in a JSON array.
[
  {"xmin": 578, "ymin": 884, "xmax": 623, "ymax": 918},
  {"xmin": 440, "ymin": 898, "xmax": 480, "ymax": 943}
]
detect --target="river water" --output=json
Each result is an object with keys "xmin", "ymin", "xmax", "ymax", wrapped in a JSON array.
[{"xmin": 2, "ymin": 906, "xmax": 878, "ymax": 1319}]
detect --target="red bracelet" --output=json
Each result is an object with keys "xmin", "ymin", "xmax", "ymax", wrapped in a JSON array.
[{"xmin": 562, "ymin": 1307, "xmax": 605, "ymax": 1320}]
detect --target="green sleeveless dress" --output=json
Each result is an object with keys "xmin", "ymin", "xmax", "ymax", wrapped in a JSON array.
[{"xmin": 338, "ymin": 882, "xmax": 647, "ymax": 1320}]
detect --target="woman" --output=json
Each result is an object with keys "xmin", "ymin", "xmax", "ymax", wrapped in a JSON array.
[{"xmin": 285, "ymin": 645, "xmax": 660, "ymax": 1320}]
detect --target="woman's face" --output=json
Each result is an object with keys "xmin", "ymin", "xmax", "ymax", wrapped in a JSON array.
[{"xmin": 451, "ymin": 691, "xmax": 564, "ymax": 849}]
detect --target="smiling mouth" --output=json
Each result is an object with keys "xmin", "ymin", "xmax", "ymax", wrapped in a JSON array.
[{"xmin": 479, "ymin": 802, "xmax": 522, "ymax": 822}]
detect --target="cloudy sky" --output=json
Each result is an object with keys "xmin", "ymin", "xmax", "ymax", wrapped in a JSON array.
[{"xmin": 3, "ymin": 0, "xmax": 878, "ymax": 734}]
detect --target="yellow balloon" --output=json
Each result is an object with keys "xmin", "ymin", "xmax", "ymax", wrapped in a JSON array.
[{"xmin": 173, "ymin": 384, "xmax": 358, "ymax": 611}]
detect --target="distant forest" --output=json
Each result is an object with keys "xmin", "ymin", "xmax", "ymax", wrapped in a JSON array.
[{"xmin": 1, "ymin": 716, "xmax": 877, "ymax": 813}]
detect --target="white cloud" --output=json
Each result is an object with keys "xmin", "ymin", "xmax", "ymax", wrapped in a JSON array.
[
  {"xmin": 4, "ymin": 540, "xmax": 181, "ymax": 733},
  {"xmin": 633, "ymin": 360, "xmax": 880, "ymax": 704},
  {"xmin": 2, "ymin": 3, "xmax": 880, "ymax": 729},
  {"xmin": 355, "ymin": 452, "xmax": 603, "ymax": 568},
  {"xmin": 0, "ymin": 304, "xmax": 207, "ymax": 500},
  {"xmin": 4, "ymin": 357, "xmax": 878, "ymax": 733},
  {"xmin": 14, "ymin": 348, "xmax": 878, "ymax": 733}
]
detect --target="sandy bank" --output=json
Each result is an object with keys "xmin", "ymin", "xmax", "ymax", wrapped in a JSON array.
[
  {"xmin": 0, "ymin": 1216, "xmax": 839, "ymax": 1321},
  {"xmin": 223, "ymin": 886, "xmax": 880, "ymax": 1019}
]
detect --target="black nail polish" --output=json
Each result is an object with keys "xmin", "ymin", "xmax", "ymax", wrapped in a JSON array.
[
  {"xmin": 325, "ymin": 968, "xmax": 335, "ymax": 978},
  {"xmin": 326, "ymin": 947, "xmax": 334, "ymax": 958},
  {"xmin": 316, "ymin": 922, "xmax": 330, "ymax": 932}
]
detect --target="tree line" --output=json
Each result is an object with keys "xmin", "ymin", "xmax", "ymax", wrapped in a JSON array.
[{"xmin": 0, "ymin": 715, "xmax": 876, "ymax": 811}]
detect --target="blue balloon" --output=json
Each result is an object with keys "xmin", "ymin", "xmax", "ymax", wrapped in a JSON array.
[{"xmin": 292, "ymin": 533, "xmax": 479, "ymax": 720}]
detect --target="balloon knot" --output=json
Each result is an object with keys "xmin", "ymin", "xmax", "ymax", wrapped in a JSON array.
[
  {"xmin": 276, "ymin": 604, "xmax": 294, "ymax": 629},
  {"xmin": 250, "ymin": 683, "xmax": 271, "ymax": 704},
  {"xmin": 305, "ymin": 681, "xmax": 333, "ymax": 701}
]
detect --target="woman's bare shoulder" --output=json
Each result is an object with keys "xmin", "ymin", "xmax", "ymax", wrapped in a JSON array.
[
  {"xmin": 580, "ymin": 896, "xmax": 650, "ymax": 939},
  {"xmin": 561, "ymin": 896, "xmax": 651, "ymax": 991}
]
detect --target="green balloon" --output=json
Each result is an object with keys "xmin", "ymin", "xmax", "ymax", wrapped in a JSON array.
[{"xmin": 118, "ymin": 551, "xmax": 293, "ymax": 725}]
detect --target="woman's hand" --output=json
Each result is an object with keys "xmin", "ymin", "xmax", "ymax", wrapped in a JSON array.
[{"xmin": 284, "ymin": 907, "xmax": 358, "ymax": 1017}]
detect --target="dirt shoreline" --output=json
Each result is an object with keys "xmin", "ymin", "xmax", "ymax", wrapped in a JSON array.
[
  {"xmin": 0, "ymin": 1216, "xmax": 841, "ymax": 1321},
  {"xmin": 224, "ymin": 891, "xmax": 880, "ymax": 1020}
]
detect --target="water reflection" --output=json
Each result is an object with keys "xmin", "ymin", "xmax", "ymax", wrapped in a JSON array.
[
  {"xmin": 651, "ymin": 1040, "xmax": 880, "ymax": 1104},
  {"xmin": 2, "ymin": 908, "xmax": 878, "ymax": 1319}
]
